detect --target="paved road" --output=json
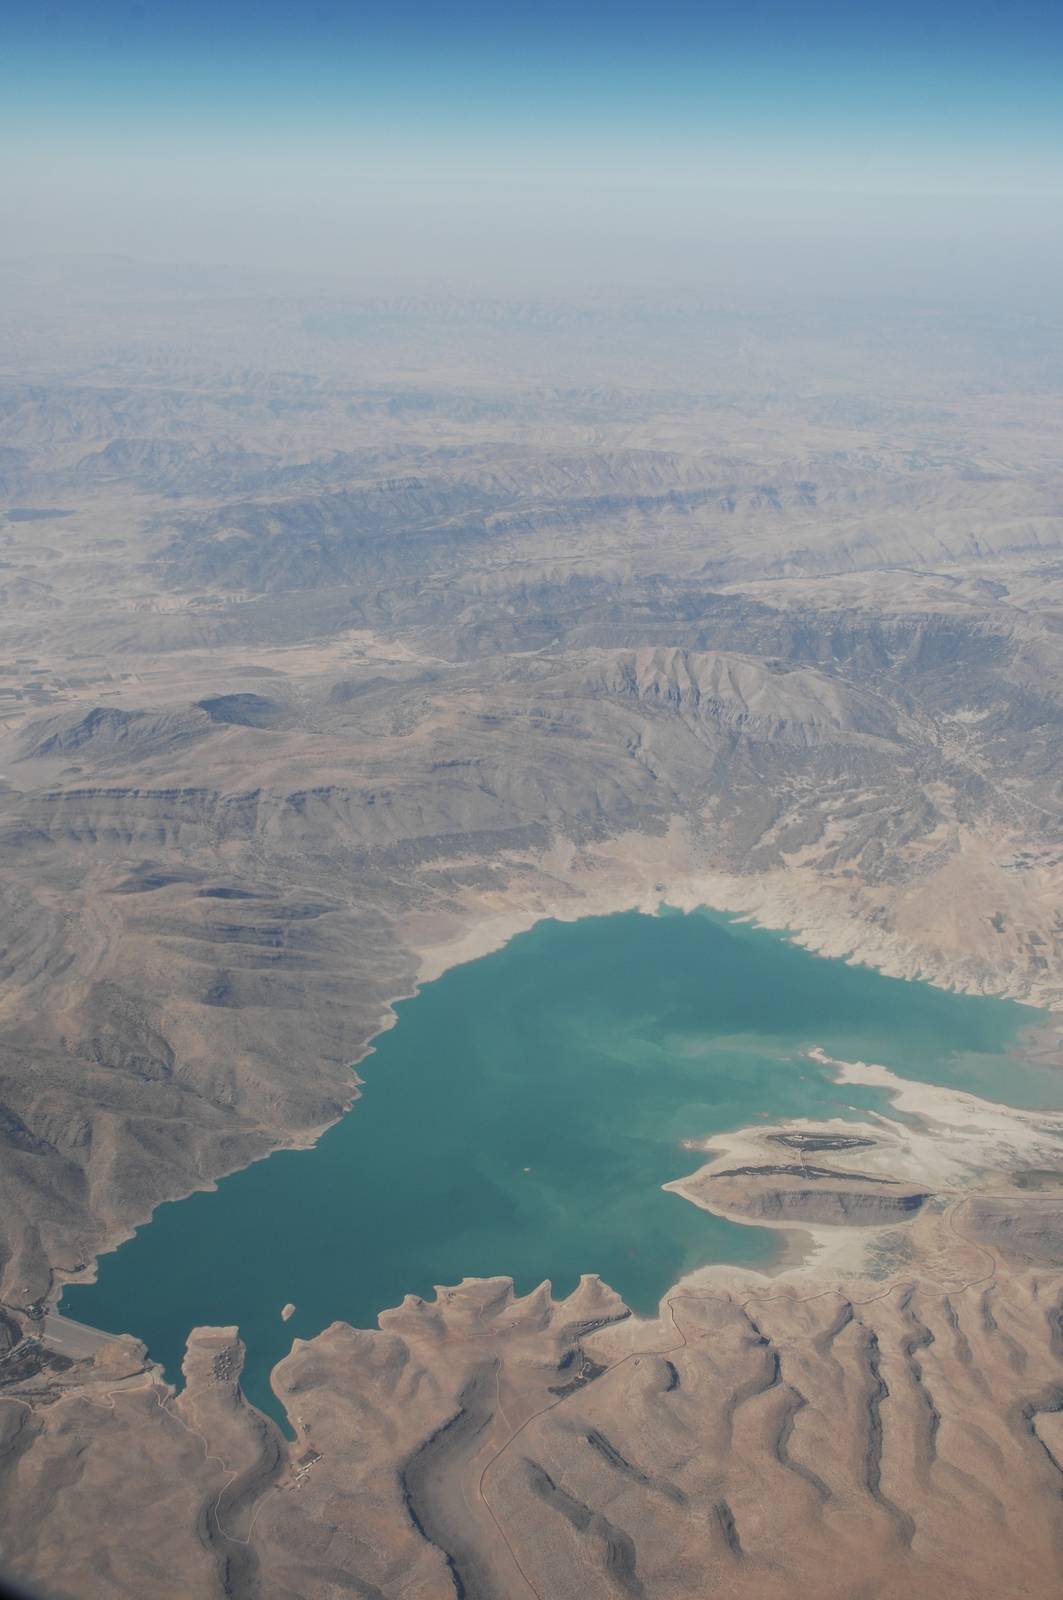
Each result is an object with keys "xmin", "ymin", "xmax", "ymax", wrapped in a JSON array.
[{"xmin": 40, "ymin": 1312, "xmax": 126, "ymax": 1361}]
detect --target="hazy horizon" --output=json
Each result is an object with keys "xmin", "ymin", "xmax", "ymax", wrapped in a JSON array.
[{"xmin": 4, "ymin": 0, "xmax": 1062, "ymax": 303}]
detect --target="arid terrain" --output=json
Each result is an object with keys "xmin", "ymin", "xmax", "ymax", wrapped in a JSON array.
[{"xmin": 2, "ymin": 267, "xmax": 1063, "ymax": 1596}]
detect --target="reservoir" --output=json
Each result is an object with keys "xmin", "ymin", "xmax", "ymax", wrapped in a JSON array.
[{"xmin": 62, "ymin": 907, "xmax": 1051, "ymax": 1426}]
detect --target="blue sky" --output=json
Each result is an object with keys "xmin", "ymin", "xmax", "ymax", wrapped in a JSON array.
[
  {"xmin": 7, "ymin": 3, "xmax": 1059, "ymax": 123},
  {"xmin": 3, "ymin": 0, "xmax": 1061, "ymax": 287}
]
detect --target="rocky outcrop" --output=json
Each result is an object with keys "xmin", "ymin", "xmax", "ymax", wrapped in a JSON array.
[
  {"xmin": 686, "ymin": 1166, "xmax": 931, "ymax": 1227},
  {"xmin": 4, "ymin": 287, "xmax": 1063, "ymax": 1599},
  {"xmin": 5, "ymin": 1261, "xmax": 1063, "ymax": 1600}
]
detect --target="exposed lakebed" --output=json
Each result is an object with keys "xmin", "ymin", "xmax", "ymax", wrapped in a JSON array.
[{"xmin": 63, "ymin": 907, "xmax": 1053, "ymax": 1425}]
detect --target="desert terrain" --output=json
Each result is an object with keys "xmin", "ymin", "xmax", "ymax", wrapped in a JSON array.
[{"xmin": 2, "ymin": 265, "xmax": 1063, "ymax": 1595}]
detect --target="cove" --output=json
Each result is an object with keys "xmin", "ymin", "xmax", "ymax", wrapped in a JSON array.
[{"xmin": 62, "ymin": 907, "xmax": 1051, "ymax": 1428}]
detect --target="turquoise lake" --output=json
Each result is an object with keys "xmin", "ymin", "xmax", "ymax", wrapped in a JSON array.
[{"xmin": 62, "ymin": 907, "xmax": 1055, "ymax": 1427}]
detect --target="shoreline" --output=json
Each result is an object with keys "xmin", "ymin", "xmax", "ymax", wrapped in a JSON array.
[
  {"xmin": 405, "ymin": 823, "xmax": 1063, "ymax": 1011},
  {"xmin": 47, "ymin": 851, "xmax": 1063, "ymax": 1379}
]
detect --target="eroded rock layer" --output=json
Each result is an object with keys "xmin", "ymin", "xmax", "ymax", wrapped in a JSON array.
[
  {"xmin": 3, "ymin": 1246, "xmax": 1063, "ymax": 1600},
  {"xmin": 4, "ymin": 283, "xmax": 1063, "ymax": 1596}
]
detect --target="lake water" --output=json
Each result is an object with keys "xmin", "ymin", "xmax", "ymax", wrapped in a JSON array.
[{"xmin": 62, "ymin": 907, "xmax": 1052, "ymax": 1427}]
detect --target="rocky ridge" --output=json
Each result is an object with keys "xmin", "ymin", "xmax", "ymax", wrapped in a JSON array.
[{"xmin": 3, "ymin": 291, "xmax": 1063, "ymax": 1594}]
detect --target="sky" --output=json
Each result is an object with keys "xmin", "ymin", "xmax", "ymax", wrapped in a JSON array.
[{"xmin": 2, "ymin": 0, "xmax": 1062, "ymax": 297}]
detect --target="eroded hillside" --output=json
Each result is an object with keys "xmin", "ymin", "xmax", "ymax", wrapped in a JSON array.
[{"xmin": 2, "ymin": 284, "xmax": 1063, "ymax": 1596}]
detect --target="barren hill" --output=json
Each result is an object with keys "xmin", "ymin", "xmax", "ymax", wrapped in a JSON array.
[{"xmin": 2, "ymin": 286, "xmax": 1063, "ymax": 1596}]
